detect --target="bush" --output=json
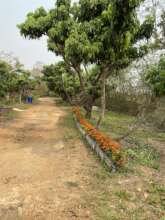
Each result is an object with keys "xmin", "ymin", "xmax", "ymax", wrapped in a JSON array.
[{"xmin": 145, "ymin": 56, "xmax": 165, "ymax": 96}]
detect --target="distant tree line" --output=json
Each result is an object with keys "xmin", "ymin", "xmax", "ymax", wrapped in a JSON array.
[{"xmin": 0, "ymin": 59, "xmax": 39, "ymax": 104}]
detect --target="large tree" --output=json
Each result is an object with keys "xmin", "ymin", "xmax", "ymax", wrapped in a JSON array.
[
  {"xmin": 68, "ymin": 0, "xmax": 154, "ymax": 126},
  {"xmin": 18, "ymin": 0, "xmax": 154, "ymax": 124}
]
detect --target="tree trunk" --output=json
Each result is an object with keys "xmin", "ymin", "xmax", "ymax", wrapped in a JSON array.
[
  {"xmin": 63, "ymin": 56, "xmax": 86, "ymax": 94},
  {"xmin": 83, "ymin": 92, "xmax": 98, "ymax": 119},
  {"xmin": 61, "ymin": 75, "xmax": 73, "ymax": 105},
  {"xmin": 19, "ymin": 92, "xmax": 22, "ymax": 104},
  {"xmin": 65, "ymin": 92, "xmax": 73, "ymax": 105},
  {"xmin": 97, "ymin": 71, "xmax": 106, "ymax": 128},
  {"xmin": 76, "ymin": 66, "xmax": 85, "ymax": 93},
  {"xmin": 83, "ymin": 64, "xmax": 89, "ymax": 77},
  {"xmin": 6, "ymin": 93, "xmax": 10, "ymax": 102},
  {"xmin": 84, "ymin": 103, "xmax": 93, "ymax": 119},
  {"xmin": 85, "ymin": 109, "xmax": 92, "ymax": 119},
  {"xmin": 12, "ymin": 94, "xmax": 15, "ymax": 104}
]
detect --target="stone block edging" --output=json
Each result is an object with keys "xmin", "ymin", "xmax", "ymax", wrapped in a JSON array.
[{"xmin": 74, "ymin": 116, "xmax": 116, "ymax": 172}]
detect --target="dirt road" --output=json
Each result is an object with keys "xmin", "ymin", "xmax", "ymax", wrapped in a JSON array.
[{"xmin": 0, "ymin": 98, "xmax": 97, "ymax": 220}]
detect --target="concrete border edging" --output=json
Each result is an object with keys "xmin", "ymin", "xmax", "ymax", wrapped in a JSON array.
[{"xmin": 74, "ymin": 116, "xmax": 116, "ymax": 172}]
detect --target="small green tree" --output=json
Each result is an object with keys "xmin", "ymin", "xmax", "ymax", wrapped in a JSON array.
[
  {"xmin": 43, "ymin": 61, "xmax": 101, "ymax": 109},
  {"xmin": 145, "ymin": 56, "xmax": 165, "ymax": 96},
  {"xmin": 15, "ymin": 71, "xmax": 31, "ymax": 103},
  {"xmin": 43, "ymin": 61, "xmax": 81, "ymax": 103},
  {"xmin": 0, "ymin": 60, "xmax": 12, "ymax": 99},
  {"xmin": 0, "ymin": 59, "xmax": 37, "ymax": 103}
]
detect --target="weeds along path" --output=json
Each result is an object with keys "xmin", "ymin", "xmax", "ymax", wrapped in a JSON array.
[{"xmin": 0, "ymin": 97, "xmax": 97, "ymax": 220}]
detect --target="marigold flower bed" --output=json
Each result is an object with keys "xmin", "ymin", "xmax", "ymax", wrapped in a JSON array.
[{"xmin": 73, "ymin": 107, "xmax": 124, "ymax": 167}]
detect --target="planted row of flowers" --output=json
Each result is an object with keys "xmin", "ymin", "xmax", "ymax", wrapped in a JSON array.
[{"xmin": 73, "ymin": 107, "xmax": 124, "ymax": 167}]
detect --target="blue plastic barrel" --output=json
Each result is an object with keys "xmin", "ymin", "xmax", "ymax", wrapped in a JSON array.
[{"xmin": 26, "ymin": 96, "xmax": 33, "ymax": 104}]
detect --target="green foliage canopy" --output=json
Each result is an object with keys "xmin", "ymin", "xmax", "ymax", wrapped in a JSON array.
[
  {"xmin": 42, "ymin": 61, "xmax": 81, "ymax": 100},
  {"xmin": 159, "ymin": 11, "xmax": 165, "ymax": 47},
  {"xmin": 18, "ymin": 0, "xmax": 155, "ymax": 118},
  {"xmin": 69, "ymin": 0, "xmax": 155, "ymax": 69},
  {"xmin": 18, "ymin": 0, "xmax": 154, "ymax": 70}
]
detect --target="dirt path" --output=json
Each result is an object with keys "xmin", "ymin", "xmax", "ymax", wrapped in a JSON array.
[
  {"xmin": 0, "ymin": 98, "xmax": 164, "ymax": 220},
  {"xmin": 0, "ymin": 98, "xmax": 96, "ymax": 220}
]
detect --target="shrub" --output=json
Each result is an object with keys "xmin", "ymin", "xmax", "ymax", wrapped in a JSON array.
[{"xmin": 145, "ymin": 56, "xmax": 165, "ymax": 96}]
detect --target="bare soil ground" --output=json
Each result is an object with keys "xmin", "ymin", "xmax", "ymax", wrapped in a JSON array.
[
  {"xmin": 0, "ymin": 98, "xmax": 98, "ymax": 220},
  {"xmin": 0, "ymin": 97, "xmax": 164, "ymax": 220}
]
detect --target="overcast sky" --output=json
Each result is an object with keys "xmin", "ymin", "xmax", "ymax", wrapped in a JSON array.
[
  {"xmin": 0, "ymin": 0, "xmax": 60, "ymax": 69},
  {"xmin": 0, "ymin": 0, "xmax": 164, "ymax": 69}
]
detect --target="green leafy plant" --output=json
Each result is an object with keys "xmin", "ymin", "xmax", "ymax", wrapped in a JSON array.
[{"xmin": 145, "ymin": 56, "xmax": 165, "ymax": 96}]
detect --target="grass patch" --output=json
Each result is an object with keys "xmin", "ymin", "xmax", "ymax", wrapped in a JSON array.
[
  {"xmin": 0, "ymin": 102, "xmax": 32, "ymax": 124},
  {"xmin": 125, "ymin": 138, "xmax": 160, "ymax": 170},
  {"xmin": 61, "ymin": 106, "xmax": 164, "ymax": 220},
  {"xmin": 58, "ymin": 111, "xmax": 81, "ymax": 141},
  {"xmin": 91, "ymin": 109, "xmax": 165, "ymax": 141},
  {"xmin": 90, "ymin": 110, "xmax": 161, "ymax": 170},
  {"xmin": 147, "ymin": 183, "xmax": 165, "ymax": 209},
  {"xmin": 90, "ymin": 110, "xmax": 136, "ymax": 139},
  {"xmin": 60, "ymin": 111, "xmax": 76, "ymax": 130},
  {"xmin": 55, "ymin": 98, "xmax": 71, "ymax": 107},
  {"xmin": 115, "ymin": 190, "xmax": 132, "ymax": 201}
]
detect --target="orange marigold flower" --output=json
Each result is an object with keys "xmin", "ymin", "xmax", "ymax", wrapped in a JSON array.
[{"xmin": 73, "ymin": 107, "xmax": 123, "ymax": 166}]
